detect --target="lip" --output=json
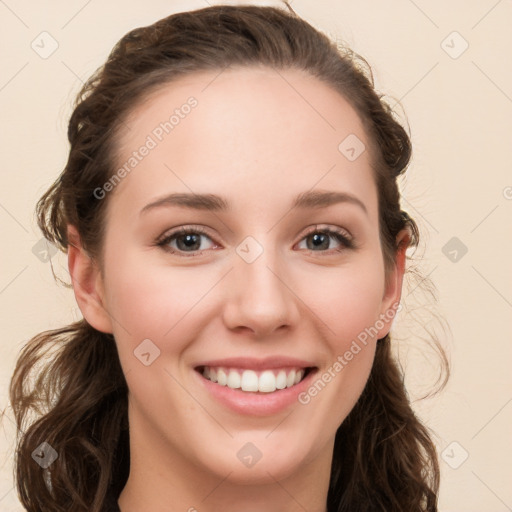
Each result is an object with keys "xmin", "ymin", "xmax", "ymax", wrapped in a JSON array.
[
  {"xmin": 193, "ymin": 356, "xmax": 315, "ymax": 371},
  {"xmin": 193, "ymin": 360, "xmax": 318, "ymax": 416}
]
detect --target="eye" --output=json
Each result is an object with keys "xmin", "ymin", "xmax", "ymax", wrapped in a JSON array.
[
  {"xmin": 296, "ymin": 226, "xmax": 354, "ymax": 254},
  {"xmin": 156, "ymin": 226, "xmax": 218, "ymax": 257},
  {"xmin": 155, "ymin": 224, "xmax": 355, "ymax": 258}
]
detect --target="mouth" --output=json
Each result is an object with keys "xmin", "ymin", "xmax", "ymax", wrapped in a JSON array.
[{"xmin": 195, "ymin": 365, "xmax": 316, "ymax": 394}]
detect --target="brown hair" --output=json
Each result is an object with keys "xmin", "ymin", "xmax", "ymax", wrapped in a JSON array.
[{"xmin": 5, "ymin": 4, "xmax": 449, "ymax": 511}]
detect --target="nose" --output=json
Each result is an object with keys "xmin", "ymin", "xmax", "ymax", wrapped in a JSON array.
[{"xmin": 221, "ymin": 244, "xmax": 301, "ymax": 339}]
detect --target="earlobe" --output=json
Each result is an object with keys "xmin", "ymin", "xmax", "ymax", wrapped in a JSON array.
[{"xmin": 67, "ymin": 225, "xmax": 113, "ymax": 334}]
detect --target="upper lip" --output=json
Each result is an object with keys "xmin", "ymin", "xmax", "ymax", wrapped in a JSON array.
[{"xmin": 194, "ymin": 356, "xmax": 317, "ymax": 371}]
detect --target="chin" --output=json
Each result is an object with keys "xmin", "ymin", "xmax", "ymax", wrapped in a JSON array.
[{"xmin": 201, "ymin": 441, "xmax": 310, "ymax": 485}]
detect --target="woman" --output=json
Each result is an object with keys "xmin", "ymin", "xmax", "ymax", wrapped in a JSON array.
[{"xmin": 8, "ymin": 4, "xmax": 449, "ymax": 511}]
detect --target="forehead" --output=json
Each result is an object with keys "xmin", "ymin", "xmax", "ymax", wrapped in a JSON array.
[{"xmin": 109, "ymin": 66, "xmax": 377, "ymax": 220}]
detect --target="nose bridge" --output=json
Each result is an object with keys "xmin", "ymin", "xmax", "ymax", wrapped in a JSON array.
[{"xmin": 222, "ymin": 234, "xmax": 299, "ymax": 336}]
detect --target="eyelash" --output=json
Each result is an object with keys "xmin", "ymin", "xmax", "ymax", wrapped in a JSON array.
[{"xmin": 155, "ymin": 225, "xmax": 355, "ymax": 258}]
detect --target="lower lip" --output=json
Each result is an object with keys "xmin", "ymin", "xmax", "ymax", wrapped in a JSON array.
[{"xmin": 194, "ymin": 368, "xmax": 318, "ymax": 416}]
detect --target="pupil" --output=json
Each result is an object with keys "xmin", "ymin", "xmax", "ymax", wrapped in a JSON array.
[
  {"xmin": 179, "ymin": 234, "xmax": 200, "ymax": 250},
  {"xmin": 311, "ymin": 233, "xmax": 328, "ymax": 249}
]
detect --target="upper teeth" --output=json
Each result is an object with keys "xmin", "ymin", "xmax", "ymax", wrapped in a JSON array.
[{"xmin": 202, "ymin": 367, "xmax": 305, "ymax": 393}]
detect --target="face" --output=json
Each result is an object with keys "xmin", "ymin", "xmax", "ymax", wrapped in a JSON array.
[{"xmin": 78, "ymin": 67, "xmax": 404, "ymax": 485}]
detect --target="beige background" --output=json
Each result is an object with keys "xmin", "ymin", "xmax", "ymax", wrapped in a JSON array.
[{"xmin": 1, "ymin": 1, "xmax": 511, "ymax": 510}]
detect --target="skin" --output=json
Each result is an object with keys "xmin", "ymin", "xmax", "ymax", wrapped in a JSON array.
[{"xmin": 68, "ymin": 66, "xmax": 409, "ymax": 512}]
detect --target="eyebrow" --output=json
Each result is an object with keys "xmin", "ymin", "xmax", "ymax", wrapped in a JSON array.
[{"xmin": 140, "ymin": 189, "xmax": 368, "ymax": 216}]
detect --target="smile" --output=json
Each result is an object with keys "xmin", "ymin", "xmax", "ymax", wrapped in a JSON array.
[{"xmin": 197, "ymin": 366, "xmax": 313, "ymax": 393}]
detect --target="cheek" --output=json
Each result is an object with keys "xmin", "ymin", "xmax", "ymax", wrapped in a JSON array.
[
  {"xmin": 294, "ymin": 258, "xmax": 386, "ymax": 346},
  {"xmin": 102, "ymin": 251, "xmax": 222, "ymax": 355},
  {"xmin": 101, "ymin": 255, "xmax": 211, "ymax": 406}
]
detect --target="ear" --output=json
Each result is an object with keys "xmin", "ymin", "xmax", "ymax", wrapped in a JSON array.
[
  {"xmin": 67, "ymin": 225, "xmax": 113, "ymax": 334},
  {"xmin": 375, "ymin": 227, "xmax": 411, "ymax": 338}
]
